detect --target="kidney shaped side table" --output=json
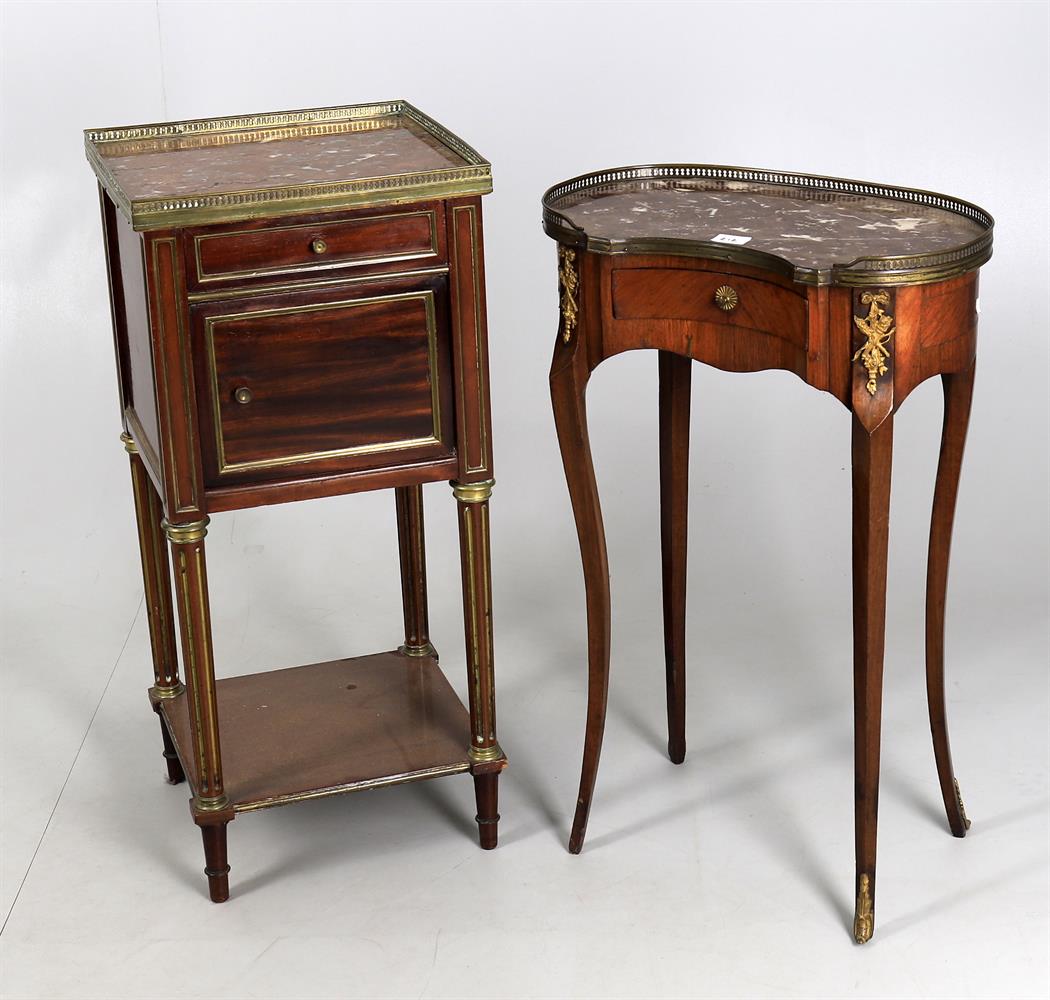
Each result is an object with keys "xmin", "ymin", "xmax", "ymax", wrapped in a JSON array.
[
  {"xmin": 543, "ymin": 165, "xmax": 993, "ymax": 942},
  {"xmin": 85, "ymin": 101, "xmax": 505, "ymax": 902}
]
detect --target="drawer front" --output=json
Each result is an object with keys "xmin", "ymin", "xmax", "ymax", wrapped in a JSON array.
[
  {"xmin": 193, "ymin": 277, "xmax": 454, "ymax": 485},
  {"xmin": 187, "ymin": 205, "xmax": 444, "ymax": 290},
  {"xmin": 611, "ymin": 268, "xmax": 807, "ymax": 348}
]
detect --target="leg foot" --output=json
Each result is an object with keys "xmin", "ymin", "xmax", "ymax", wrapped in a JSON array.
[
  {"xmin": 200, "ymin": 822, "xmax": 230, "ymax": 903},
  {"xmin": 473, "ymin": 772, "xmax": 500, "ymax": 850},
  {"xmin": 853, "ymin": 871, "xmax": 875, "ymax": 944}
]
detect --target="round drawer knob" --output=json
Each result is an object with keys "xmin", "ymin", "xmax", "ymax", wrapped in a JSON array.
[
  {"xmin": 233, "ymin": 386, "xmax": 254, "ymax": 405},
  {"xmin": 310, "ymin": 237, "xmax": 328, "ymax": 255},
  {"xmin": 714, "ymin": 285, "xmax": 739, "ymax": 311}
]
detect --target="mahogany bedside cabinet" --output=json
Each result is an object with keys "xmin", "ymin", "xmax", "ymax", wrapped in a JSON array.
[
  {"xmin": 84, "ymin": 101, "xmax": 504, "ymax": 902},
  {"xmin": 543, "ymin": 164, "xmax": 992, "ymax": 942}
]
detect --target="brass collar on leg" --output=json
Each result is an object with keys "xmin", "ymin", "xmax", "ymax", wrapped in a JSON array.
[
  {"xmin": 162, "ymin": 517, "xmax": 210, "ymax": 544},
  {"xmin": 468, "ymin": 742, "xmax": 504, "ymax": 764},
  {"xmin": 399, "ymin": 641, "xmax": 437, "ymax": 658},
  {"xmin": 451, "ymin": 479, "xmax": 495, "ymax": 504}
]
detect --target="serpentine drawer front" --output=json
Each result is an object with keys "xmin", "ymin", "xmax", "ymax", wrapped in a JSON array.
[
  {"xmin": 186, "ymin": 203, "xmax": 444, "ymax": 290},
  {"xmin": 609, "ymin": 265, "xmax": 808, "ymax": 370},
  {"xmin": 86, "ymin": 101, "xmax": 504, "ymax": 905},
  {"xmin": 544, "ymin": 163, "xmax": 992, "ymax": 945},
  {"xmin": 192, "ymin": 277, "xmax": 455, "ymax": 485}
]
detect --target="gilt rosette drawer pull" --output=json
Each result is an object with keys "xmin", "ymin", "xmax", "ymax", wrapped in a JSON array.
[
  {"xmin": 714, "ymin": 285, "xmax": 739, "ymax": 311},
  {"xmin": 310, "ymin": 237, "xmax": 328, "ymax": 255},
  {"xmin": 233, "ymin": 386, "xmax": 254, "ymax": 404}
]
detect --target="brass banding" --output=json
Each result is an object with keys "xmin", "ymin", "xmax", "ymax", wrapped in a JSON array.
[
  {"xmin": 542, "ymin": 163, "xmax": 994, "ymax": 288},
  {"xmin": 467, "ymin": 742, "xmax": 504, "ymax": 764},
  {"xmin": 151, "ymin": 682, "xmax": 185, "ymax": 700},
  {"xmin": 163, "ymin": 517, "xmax": 210, "ymax": 544},
  {"xmin": 85, "ymin": 101, "xmax": 492, "ymax": 231},
  {"xmin": 452, "ymin": 479, "xmax": 495, "ymax": 504},
  {"xmin": 399, "ymin": 641, "xmax": 436, "ymax": 658}
]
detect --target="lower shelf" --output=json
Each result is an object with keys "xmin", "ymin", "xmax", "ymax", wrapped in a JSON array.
[{"xmin": 159, "ymin": 649, "xmax": 472, "ymax": 813}]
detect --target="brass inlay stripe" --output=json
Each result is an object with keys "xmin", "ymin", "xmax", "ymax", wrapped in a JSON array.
[
  {"xmin": 452, "ymin": 204, "xmax": 490, "ymax": 475},
  {"xmin": 482, "ymin": 502, "xmax": 495, "ymax": 741},
  {"xmin": 176, "ymin": 549, "xmax": 209, "ymax": 793},
  {"xmin": 191, "ymin": 210, "xmax": 439, "ymax": 284},
  {"xmin": 186, "ymin": 266, "xmax": 450, "ymax": 303},
  {"xmin": 462, "ymin": 505, "xmax": 483, "ymax": 745},
  {"xmin": 204, "ymin": 290, "xmax": 445, "ymax": 475},
  {"xmin": 234, "ymin": 762, "xmax": 471, "ymax": 813},
  {"xmin": 194, "ymin": 543, "xmax": 222, "ymax": 799},
  {"xmin": 150, "ymin": 239, "xmax": 199, "ymax": 514}
]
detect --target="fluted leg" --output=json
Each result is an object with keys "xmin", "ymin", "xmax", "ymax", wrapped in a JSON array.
[
  {"xmin": 659, "ymin": 352, "xmax": 692, "ymax": 765},
  {"xmin": 851, "ymin": 414, "xmax": 893, "ymax": 943},
  {"xmin": 550, "ymin": 353, "xmax": 610, "ymax": 855},
  {"xmin": 165, "ymin": 516, "xmax": 232, "ymax": 902},
  {"xmin": 452, "ymin": 480, "xmax": 503, "ymax": 849},
  {"xmin": 122, "ymin": 433, "xmax": 185, "ymax": 782},
  {"xmin": 396, "ymin": 485, "xmax": 435, "ymax": 658},
  {"xmin": 926, "ymin": 362, "xmax": 976, "ymax": 837}
]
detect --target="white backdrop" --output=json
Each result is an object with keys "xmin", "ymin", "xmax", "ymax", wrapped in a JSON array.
[{"xmin": 2, "ymin": 2, "xmax": 1048, "ymax": 998}]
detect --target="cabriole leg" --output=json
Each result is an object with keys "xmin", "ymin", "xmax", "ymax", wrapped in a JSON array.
[
  {"xmin": 851, "ymin": 414, "xmax": 893, "ymax": 943},
  {"xmin": 550, "ymin": 354, "xmax": 611, "ymax": 855},
  {"xmin": 926, "ymin": 362, "xmax": 976, "ymax": 836},
  {"xmin": 164, "ymin": 516, "xmax": 233, "ymax": 902},
  {"xmin": 122, "ymin": 432, "xmax": 185, "ymax": 782},
  {"xmin": 452, "ymin": 479, "xmax": 503, "ymax": 849}
]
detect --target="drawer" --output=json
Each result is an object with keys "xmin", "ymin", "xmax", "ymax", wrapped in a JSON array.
[
  {"xmin": 192, "ymin": 276, "xmax": 455, "ymax": 485},
  {"xmin": 186, "ymin": 204, "xmax": 444, "ymax": 290},
  {"xmin": 611, "ymin": 268, "xmax": 807, "ymax": 349}
]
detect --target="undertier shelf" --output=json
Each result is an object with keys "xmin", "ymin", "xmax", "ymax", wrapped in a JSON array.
[{"xmin": 160, "ymin": 649, "xmax": 472, "ymax": 812}]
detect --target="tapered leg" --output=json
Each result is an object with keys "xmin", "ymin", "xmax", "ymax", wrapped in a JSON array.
[
  {"xmin": 851, "ymin": 414, "xmax": 893, "ymax": 943},
  {"xmin": 473, "ymin": 772, "xmax": 499, "ymax": 850},
  {"xmin": 122, "ymin": 433, "xmax": 186, "ymax": 780},
  {"xmin": 164, "ymin": 516, "xmax": 232, "ymax": 902},
  {"xmin": 452, "ymin": 480, "xmax": 503, "ymax": 849},
  {"xmin": 659, "ymin": 352, "xmax": 692, "ymax": 765},
  {"xmin": 200, "ymin": 822, "xmax": 230, "ymax": 904},
  {"xmin": 550, "ymin": 357, "xmax": 611, "ymax": 855},
  {"xmin": 926, "ymin": 362, "xmax": 976, "ymax": 837},
  {"xmin": 395, "ymin": 485, "xmax": 435, "ymax": 658}
]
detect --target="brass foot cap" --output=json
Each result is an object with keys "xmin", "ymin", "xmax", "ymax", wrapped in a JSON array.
[{"xmin": 853, "ymin": 873, "xmax": 874, "ymax": 943}]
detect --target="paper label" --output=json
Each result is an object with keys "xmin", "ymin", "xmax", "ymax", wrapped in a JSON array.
[{"xmin": 710, "ymin": 233, "xmax": 752, "ymax": 245}]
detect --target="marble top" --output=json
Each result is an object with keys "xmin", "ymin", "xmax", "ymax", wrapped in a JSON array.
[
  {"xmin": 86, "ymin": 102, "xmax": 491, "ymax": 230},
  {"xmin": 543, "ymin": 166, "xmax": 993, "ymax": 285}
]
